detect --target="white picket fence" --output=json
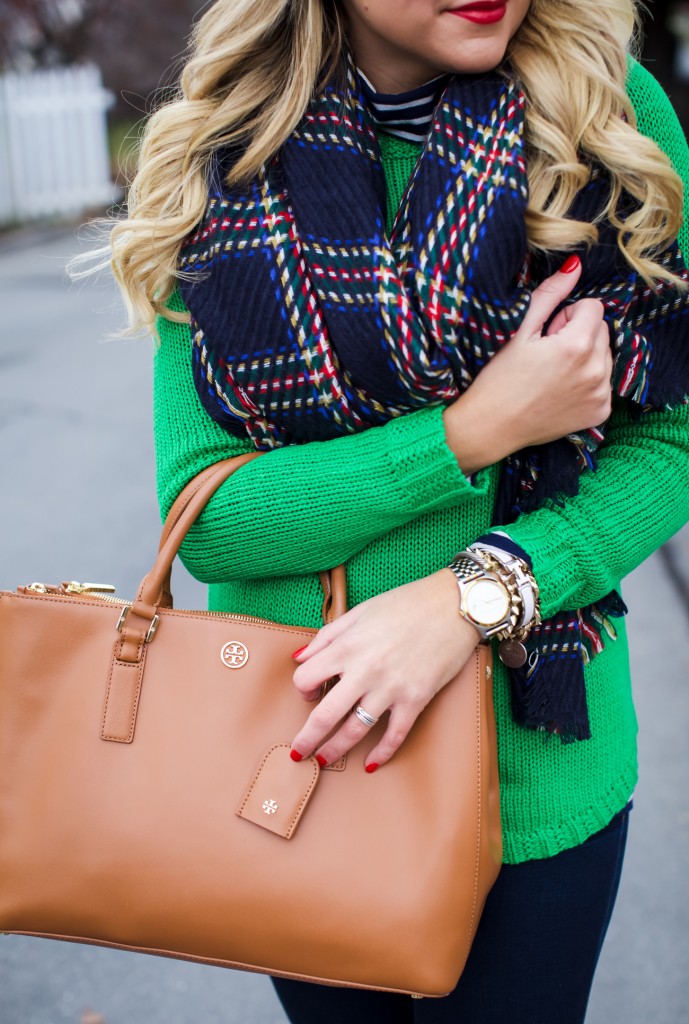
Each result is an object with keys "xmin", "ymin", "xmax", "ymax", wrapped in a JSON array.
[{"xmin": 0, "ymin": 64, "xmax": 115, "ymax": 226}]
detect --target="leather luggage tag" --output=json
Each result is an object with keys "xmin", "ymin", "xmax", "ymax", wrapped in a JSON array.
[{"xmin": 237, "ymin": 744, "xmax": 320, "ymax": 840}]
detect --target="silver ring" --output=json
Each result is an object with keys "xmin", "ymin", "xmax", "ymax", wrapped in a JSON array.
[{"xmin": 354, "ymin": 705, "xmax": 379, "ymax": 728}]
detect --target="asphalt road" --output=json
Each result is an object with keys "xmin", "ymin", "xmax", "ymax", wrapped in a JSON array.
[{"xmin": 0, "ymin": 226, "xmax": 687, "ymax": 1024}]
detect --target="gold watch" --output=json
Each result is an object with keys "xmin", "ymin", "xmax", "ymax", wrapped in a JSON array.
[{"xmin": 447, "ymin": 552, "xmax": 522, "ymax": 642}]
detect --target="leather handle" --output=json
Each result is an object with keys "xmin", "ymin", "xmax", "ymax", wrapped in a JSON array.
[
  {"xmin": 151, "ymin": 456, "xmax": 258, "ymax": 609},
  {"xmin": 158, "ymin": 459, "xmax": 244, "ymax": 551},
  {"xmin": 104, "ymin": 455, "xmax": 348, "ymax": 744},
  {"xmin": 138, "ymin": 454, "xmax": 348, "ymax": 621}
]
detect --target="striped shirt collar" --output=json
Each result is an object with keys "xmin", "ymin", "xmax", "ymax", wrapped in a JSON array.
[{"xmin": 356, "ymin": 68, "xmax": 449, "ymax": 144}]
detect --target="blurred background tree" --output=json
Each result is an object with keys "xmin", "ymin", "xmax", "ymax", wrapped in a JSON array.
[
  {"xmin": 0, "ymin": 0, "xmax": 200, "ymax": 184},
  {"xmin": 0, "ymin": 0, "xmax": 113, "ymax": 68},
  {"xmin": 0, "ymin": 0, "xmax": 199, "ymax": 111}
]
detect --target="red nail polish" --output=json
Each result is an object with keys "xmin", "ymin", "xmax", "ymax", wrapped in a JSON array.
[
  {"xmin": 365, "ymin": 762, "xmax": 380, "ymax": 774},
  {"xmin": 560, "ymin": 254, "xmax": 580, "ymax": 274},
  {"xmin": 290, "ymin": 749, "xmax": 303, "ymax": 762},
  {"xmin": 292, "ymin": 645, "xmax": 308, "ymax": 659},
  {"xmin": 316, "ymin": 755, "xmax": 328, "ymax": 768}
]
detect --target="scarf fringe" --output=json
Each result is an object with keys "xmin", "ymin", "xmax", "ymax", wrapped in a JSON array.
[{"xmin": 509, "ymin": 592, "xmax": 627, "ymax": 743}]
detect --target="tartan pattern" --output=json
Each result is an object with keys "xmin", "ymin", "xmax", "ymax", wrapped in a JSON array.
[
  {"xmin": 180, "ymin": 65, "xmax": 537, "ymax": 445},
  {"xmin": 179, "ymin": 60, "xmax": 689, "ymax": 741}
]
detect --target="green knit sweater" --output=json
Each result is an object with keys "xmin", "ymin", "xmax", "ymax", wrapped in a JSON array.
[{"xmin": 153, "ymin": 60, "xmax": 689, "ymax": 864}]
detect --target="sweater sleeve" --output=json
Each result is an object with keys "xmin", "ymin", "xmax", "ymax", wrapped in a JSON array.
[
  {"xmin": 154, "ymin": 294, "xmax": 490, "ymax": 583},
  {"xmin": 500, "ymin": 398, "xmax": 689, "ymax": 618},
  {"xmin": 626, "ymin": 56, "xmax": 689, "ymax": 257},
  {"xmin": 500, "ymin": 62, "xmax": 689, "ymax": 618}
]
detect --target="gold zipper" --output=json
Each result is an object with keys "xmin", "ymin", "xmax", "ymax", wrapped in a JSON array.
[
  {"xmin": 23, "ymin": 581, "xmax": 295, "ymax": 628},
  {"xmin": 69, "ymin": 591, "xmax": 128, "ymax": 605},
  {"xmin": 64, "ymin": 581, "xmax": 117, "ymax": 595}
]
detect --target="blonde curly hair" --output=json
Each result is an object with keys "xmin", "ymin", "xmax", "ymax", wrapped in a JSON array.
[{"xmin": 99, "ymin": 0, "xmax": 686, "ymax": 332}]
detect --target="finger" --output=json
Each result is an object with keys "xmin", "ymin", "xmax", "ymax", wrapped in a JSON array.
[
  {"xmin": 313, "ymin": 694, "xmax": 392, "ymax": 766},
  {"xmin": 563, "ymin": 297, "xmax": 606, "ymax": 329},
  {"xmin": 291, "ymin": 679, "xmax": 375, "ymax": 760},
  {"xmin": 546, "ymin": 296, "xmax": 605, "ymax": 339},
  {"xmin": 591, "ymin": 320, "xmax": 613, "ymax": 378},
  {"xmin": 597, "ymin": 323, "xmax": 614, "ymax": 414},
  {"xmin": 519, "ymin": 256, "xmax": 582, "ymax": 338},
  {"xmin": 544, "ymin": 305, "xmax": 570, "ymax": 336},
  {"xmin": 292, "ymin": 642, "xmax": 344, "ymax": 700},
  {"xmin": 605, "ymin": 339, "xmax": 614, "ymax": 381},
  {"xmin": 292, "ymin": 606, "xmax": 361, "ymax": 662},
  {"xmin": 597, "ymin": 319, "xmax": 613, "ymax": 360},
  {"xmin": 362, "ymin": 703, "xmax": 422, "ymax": 773},
  {"xmin": 546, "ymin": 295, "xmax": 602, "ymax": 336}
]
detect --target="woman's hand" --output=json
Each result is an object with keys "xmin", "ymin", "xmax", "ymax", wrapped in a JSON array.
[
  {"xmin": 289, "ymin": 570, "xmax": 480, "ymax": 772},
  {"xmin": 443, "ymin": 256, "xmax": 614, "ymax": 475}
]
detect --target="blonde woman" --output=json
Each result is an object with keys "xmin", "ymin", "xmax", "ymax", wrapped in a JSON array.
[{"xmin": 108, "ymin": 0, "xmax": 689, "ymax": 1020}]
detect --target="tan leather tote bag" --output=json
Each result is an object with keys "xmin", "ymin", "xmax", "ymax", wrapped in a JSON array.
[{"xmin": 0, "ymin": 454, "xmax": 502, "ymax": 998}]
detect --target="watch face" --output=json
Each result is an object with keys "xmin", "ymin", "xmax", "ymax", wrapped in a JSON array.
[{"xmin": 466, "ymin": 578, "xmax": 510, "ymax": 626}]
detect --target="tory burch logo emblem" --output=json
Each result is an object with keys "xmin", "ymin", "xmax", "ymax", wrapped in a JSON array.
[
  {"xmin": 262, "ymin": 799, "xmax": 279, "ymax": 815},
  {"xmin": 220, "ymin": 641, "xmax": 249, "ymax": 669}
]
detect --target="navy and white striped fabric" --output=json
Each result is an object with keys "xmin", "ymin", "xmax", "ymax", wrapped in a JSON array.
[{"xmin": 356, "ymin": 68, "xmax": 448, "ymax": 143}]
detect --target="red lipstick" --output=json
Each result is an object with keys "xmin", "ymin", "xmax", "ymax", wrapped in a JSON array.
[{"xmin": 447, "ymin": 1, "xmax": 507, "ymax": 24}]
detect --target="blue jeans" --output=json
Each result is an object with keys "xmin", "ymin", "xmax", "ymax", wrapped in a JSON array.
[{"xmin": 272, "ymin": 803, "xmax": 631, "ymax": 1024}]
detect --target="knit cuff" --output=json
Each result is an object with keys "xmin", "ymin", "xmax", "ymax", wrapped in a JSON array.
[
  {"xmin": 498, "ymin": 518, "xmax": 574, "ymax": 620},
  {"xmin": 384, "ymin": 404, "xmax": 492, "ymax": 515}
]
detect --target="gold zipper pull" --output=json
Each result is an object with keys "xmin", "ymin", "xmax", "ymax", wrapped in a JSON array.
[
  {"xmin": 63, "ymin": 581, "xmax": 117, "ymax": 595},
  {"xmin": 24, "ymin": 582, "xmax": 68, "ymax": 595}
]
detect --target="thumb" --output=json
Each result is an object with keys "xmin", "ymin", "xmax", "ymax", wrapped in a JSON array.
[{"xmin": 518, "ymin": 255, "xmax": 582, "ymax": 338}]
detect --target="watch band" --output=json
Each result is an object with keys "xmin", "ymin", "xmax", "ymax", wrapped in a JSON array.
[{"xmin": 447, "ymin": 553, "xmax": 484, "ymax": 586}]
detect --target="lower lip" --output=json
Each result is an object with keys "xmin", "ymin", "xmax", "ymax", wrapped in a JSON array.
[{"xmin": 448, "ymin": 4, "xmax": 507, "ymax": 23}]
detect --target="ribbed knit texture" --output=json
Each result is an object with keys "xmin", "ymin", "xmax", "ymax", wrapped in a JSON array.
[
  {"xmin": 153, "ymin": 59, "xmax": 689, "ymax": 863},
  {"xmin": 627, "ymin": 60, "xmax": 689, "ymax": 260}
]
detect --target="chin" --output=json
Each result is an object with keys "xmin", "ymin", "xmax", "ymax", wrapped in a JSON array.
[{"xmin": 439, "ymin": 35, "xmax": 513, "ymax": 74}]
